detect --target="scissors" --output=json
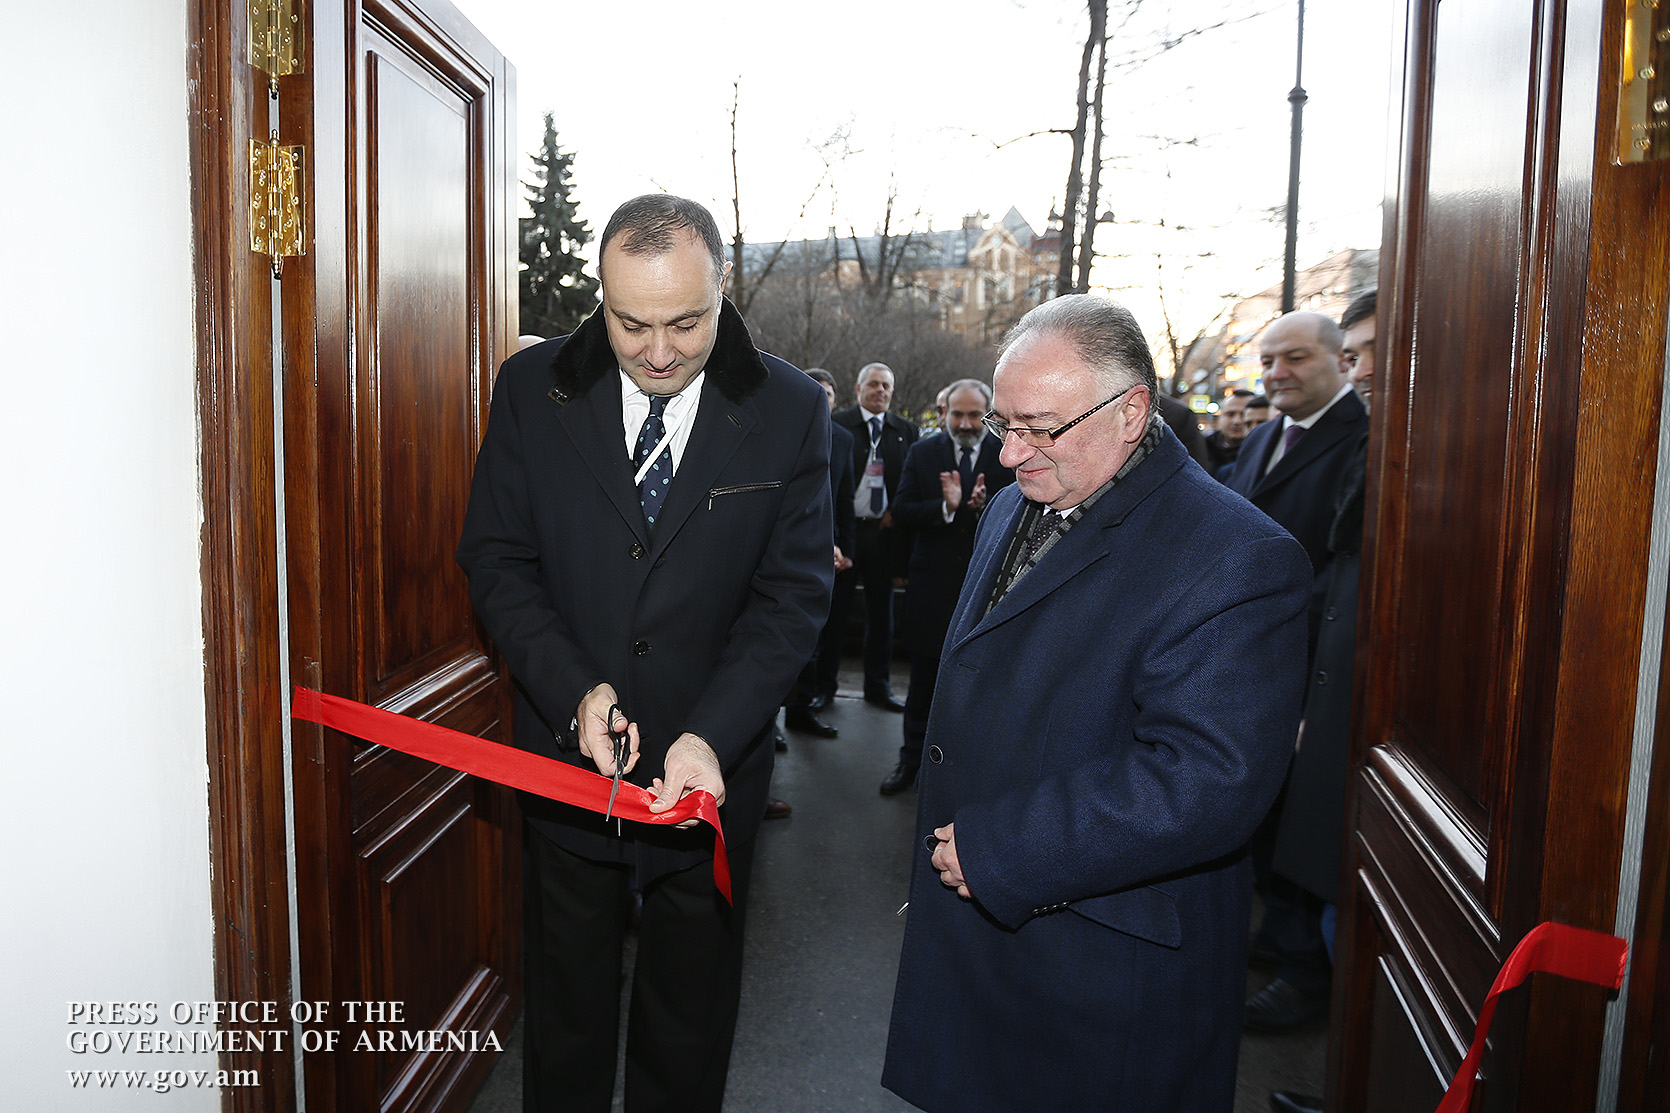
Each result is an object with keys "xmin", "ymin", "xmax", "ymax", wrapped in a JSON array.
[{"xmin": 603, "ymin": 704, "xmax": 629, "ymax": 823}]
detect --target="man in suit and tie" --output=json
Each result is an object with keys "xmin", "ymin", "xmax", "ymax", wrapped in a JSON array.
[
  {"xmin": 883, "ymin": 295, "xmax": 1310, "ymax": 1111},
  {"xmin": 784, "ymin": 368, "xmax": 856, "ymax": 739},
  {"xmin": 832, "ymin": 363, "xmax": 920, "ymax": 710},
  {"xmin": 456, "ymin": 194, "xmax": 831, "ymax": 1113},
  {"xmin": 1224, "ymin": 309, "xmax": 1369, "ymax": 1034},
  {"xmin": 879, "ymin": 378, "xmax": 1013, "ymax": 795}
]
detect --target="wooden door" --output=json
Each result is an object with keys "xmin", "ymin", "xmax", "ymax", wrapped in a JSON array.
[
  {"xmin": 282, "ymin": 0, "xmax": 518, "ymax": 1110},
  {"xmin": 1333, "ymin": 0, "xmax": 1670, "ymax": 1109}
]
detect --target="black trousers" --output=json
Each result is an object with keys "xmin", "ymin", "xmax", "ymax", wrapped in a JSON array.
[
  {"xmin": 898, "ymin": 652, "xmax": 938, "ymax": 768},
  {"xmin": 1250, "ymin": 780, "xmax": 1330, "ymax": 995},
  {"xmin": 852, "ymin": 519, "xmax": 896, "ymax": 695},
  {"xmin": 522, "ymin": 826, "xmax": 756, "ymax": 1113}
]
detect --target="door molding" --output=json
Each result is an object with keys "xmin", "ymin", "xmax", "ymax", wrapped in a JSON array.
[{"xmin": 188, "ymin": 1, "xmax": 297, "ymax": 1110}]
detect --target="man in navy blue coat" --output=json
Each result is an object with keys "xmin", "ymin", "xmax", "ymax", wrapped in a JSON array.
[
  {"xmin": 457, "ymin": 196, "xmax": 831, "ymax": 1113},
  {"xmin": 883, "ymin": 295, "xmax": 1310, "ymax": 1112}
]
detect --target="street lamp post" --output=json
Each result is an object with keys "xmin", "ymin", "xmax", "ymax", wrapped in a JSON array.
[{"xmin": 1282, "ymin": 0, "xmax": 1307, "ymax": 314}]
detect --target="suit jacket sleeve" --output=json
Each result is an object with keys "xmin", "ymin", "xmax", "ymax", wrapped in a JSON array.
[
  {"xmin": 891, "ymin": 440, "xmax": 950, "ymax": 531},
  {"xmin": 455, "ymin": 365, "xmax": 603, "ymax": 735},
  {"xmin": 681, "ymin": 386, "xmax": 834, "ymax": 762},
  {"xmin": 956, "ymin": 532, "xmax": 1310, "ymax": 928},
  {"xmin": 832, "ymin": 428, "xmax": 857, "ymax": 555}
]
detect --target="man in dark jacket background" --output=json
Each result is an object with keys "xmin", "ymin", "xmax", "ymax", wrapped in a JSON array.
[
  {"xmin": 879, "ymin": 377, "xmax": 1013, "ymax": 795},
  {"xmin": 831, "ymin": 363, "xmax": 920, "ymax": 710}
]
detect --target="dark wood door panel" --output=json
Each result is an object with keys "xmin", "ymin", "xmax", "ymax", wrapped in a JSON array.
[
  {"xmin": 1357, "ymin": 749, "xmax": 1499, "ymax": 1067},
  {"xmin": 1363, "ymin": 961, "xmax": 1449, "ymax": 1113},
  {"xmin": 360, "ymin": 24, "xmax": 488, "ymax": 706},
  {"xmin": 285, "ymin": 0, "xmax": 517, "ymax": 1110},
  {"xmin": 1391, "ymin": 0, "xmax": 1535, "ymax": 812}
]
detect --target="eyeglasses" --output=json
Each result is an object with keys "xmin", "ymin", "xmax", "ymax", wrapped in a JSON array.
[{"xmin": 981, "ymin": 383, "xmax": 1138, "ymax": 447}]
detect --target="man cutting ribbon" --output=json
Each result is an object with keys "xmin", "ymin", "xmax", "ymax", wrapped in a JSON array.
[{"xmin": 456, "ymin": 194, "xmax": 832, "ymax": 1113}]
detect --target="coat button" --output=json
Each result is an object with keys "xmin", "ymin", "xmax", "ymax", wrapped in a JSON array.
[
  {"xmin": 927, "ymin": 745, "xmax": 944, "ymax": 764},
  {"xmin": 630, "ymin": 543, "xmax": 645, "ymax": 559},
  {"xmin": 1316, "ymin": 670, "xmax": 1329, "ymax": 686},
  {"xmin": 1325, "ymin": 606, "xmax": 1338, "ymax": 620},
  {"xmin": 633, "ymin": 640, "xmax": 651, "ymax": 656},
  {"xmin": 924, "ymin": 834, "xmax": 940, "ymax": 852}
]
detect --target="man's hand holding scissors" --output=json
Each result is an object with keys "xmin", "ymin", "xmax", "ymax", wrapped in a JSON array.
[{"xmin": 577, "ymin": 683, "xmax": 640, "ymax": 780}]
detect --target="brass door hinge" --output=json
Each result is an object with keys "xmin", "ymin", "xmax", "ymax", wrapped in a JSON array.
[
  {"xmin": 250, "ymin": 135, "xmax": 306, "ymax": 278},
  {"xmin": 1618, "ymin": 0, "xmax": 1670, "ymax": 162},
  {"xmin": 247, "ymin": 0, "xmax": 302, "ymax": 87}
]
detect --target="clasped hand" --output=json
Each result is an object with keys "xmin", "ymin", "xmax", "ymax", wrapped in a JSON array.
[{"xmin": 930, "ymin": 822, "xmax": 971, "ymax": 899}]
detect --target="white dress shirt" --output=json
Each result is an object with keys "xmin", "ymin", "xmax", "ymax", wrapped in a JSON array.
[{"xmin": 620, "ymin": 370, "xmax": 705, "ymax": 474}]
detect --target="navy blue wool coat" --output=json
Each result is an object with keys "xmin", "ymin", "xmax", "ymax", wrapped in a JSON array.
[{"xmin": 883, "ymin": 430, "xmax": 1311, "ymax": 1113}]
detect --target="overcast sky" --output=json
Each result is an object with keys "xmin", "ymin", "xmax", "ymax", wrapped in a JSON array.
[{"xmin": 455, "ymin": 0, "xmax": 1396, "ymax": 364}]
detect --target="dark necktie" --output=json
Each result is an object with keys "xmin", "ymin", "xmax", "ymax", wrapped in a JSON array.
[
  {"xmin": 1021, "ymin": 508, "xmax": 1061, "ymax": 565},
  {"xmin": 1282, "ymin": 422, "xmax": 1306, "ymax": 455},
  {"xmin": 635, "ymin": 396, "xmax": 672, "ymax": 529},
  {"xmin": 958, "ymin": 444, "xmax": 974, "ymax": 489},
  {"xmin": 869, "ymin": 416, "xmax": 885, "ymax": 514}
]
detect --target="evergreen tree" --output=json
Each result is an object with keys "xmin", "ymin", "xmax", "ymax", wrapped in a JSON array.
[{"xmin": 519, "ymin": 113, "xmax": 598, "ymax": 338}]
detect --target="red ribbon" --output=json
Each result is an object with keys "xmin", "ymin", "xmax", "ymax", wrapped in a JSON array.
[
  {"xmin": 290, "ymin": 685, "xmax": 731, "ymax": 903},
  {"xmin": 1435, "ymin": 921, "xmax": 1627, "ymax": 1113}
]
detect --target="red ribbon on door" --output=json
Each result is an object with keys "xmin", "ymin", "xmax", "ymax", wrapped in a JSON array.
[
  {"xmin": 290, "ymin": 685, "xmax": 731, "ymax": 903},
  {"xmin": 1434, "ymin": 921, "xmax": 1627, "ymax": 1113}
]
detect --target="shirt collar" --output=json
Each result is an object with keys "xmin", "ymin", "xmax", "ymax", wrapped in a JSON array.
[
  {"xmin": 1285, "ymin": 381, "xmax": 1355, "ymax": 431},
  {"xmin": 620, "ymin": 369, "xmax": 706, "ymax": 408}
]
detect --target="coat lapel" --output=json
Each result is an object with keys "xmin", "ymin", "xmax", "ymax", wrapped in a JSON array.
[
  {"xmin": 951, "ymin": 434, "xmax": 1188, "ymax": 652},
  {"xmin": 553, "ymin": 373, "xmax": 648, "ymax": 543},
  {"xmin": 1252, "ymin": 391, "xmax": 1364, "ymax": 497}
]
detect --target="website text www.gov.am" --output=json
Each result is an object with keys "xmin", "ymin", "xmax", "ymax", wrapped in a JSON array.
[{"xmin": 67, "ymin": 1068, "xmax": 259, "ymax": 1093}]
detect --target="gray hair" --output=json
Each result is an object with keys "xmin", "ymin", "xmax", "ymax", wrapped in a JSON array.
[
  {"xmin": 1001, "ymin": 294, "xmax": 1157, "ymax": 406},
  {"xmin": 856, "ymin": 362, "xmax": 894, "ymax": 387},
  {"xmin": 941, "ymin": 378, "xmax": 993, "ymax": 407},
  {"xmin": 599, "ymin": 194, "xmax": 727, "ymax": 284}
]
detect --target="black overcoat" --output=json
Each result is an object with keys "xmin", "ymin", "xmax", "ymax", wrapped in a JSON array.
[{"xmin": 456, "ymin": 300, "xmax": 832, "ymax": 883}]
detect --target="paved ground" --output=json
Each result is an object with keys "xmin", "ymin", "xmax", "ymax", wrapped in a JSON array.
[{"xmin": 470, "ymin": 662, "xmax": 1326, "ymax": 1112}]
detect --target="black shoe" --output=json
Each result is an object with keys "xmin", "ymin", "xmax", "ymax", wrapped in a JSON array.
[
  {"xmin": 773, "ymin": 726, "xmax": 787, "ymax": 752},
  {"xmin": 808, "ymin": 692, "xmax": 832, "ymax": 711},
  {"xmin": 866, "ymin": 691, "xmax": 907, "ymax": 713},
  {"xmin": 785, "ymin": 707, "xmax": 839, "ymax": 738},
  {"xmin": 1270, "ymin": 1093, "xmax": 1323, "ymax": 1113},
  {"xmin": 1244, "ymin": 978, "xmax": 1330, "ymax": 1033},
  {"xmin": 879, "ymin": 763, "xmax": 918, "ymax": 796}
]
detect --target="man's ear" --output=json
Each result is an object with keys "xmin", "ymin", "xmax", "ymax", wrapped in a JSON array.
[{"xmin": 1126, "ymin": 388, "xmax": 1154, "ymax": 441}]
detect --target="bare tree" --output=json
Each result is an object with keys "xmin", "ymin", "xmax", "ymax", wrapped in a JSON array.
[
  {"xmin": 1056, "ymin": 0, "xmax": 1106, "ymax": 296},
  {"xmin": 727, "ymin": 79, "xmax": 848, "ymax": 316},
  {"xmin": 1052, "ymin": 1, "xmax": 1270, "ymax": 295}
]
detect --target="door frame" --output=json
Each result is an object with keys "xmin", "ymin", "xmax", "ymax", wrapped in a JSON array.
[{"xmin": 189, "ymin": 1, "xmax": 295, "ymax": 1110}]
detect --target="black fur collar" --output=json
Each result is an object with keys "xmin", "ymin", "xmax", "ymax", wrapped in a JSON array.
[{"xmin": 546, "ymin": 296, "xmax": 768, "ymax": 405}]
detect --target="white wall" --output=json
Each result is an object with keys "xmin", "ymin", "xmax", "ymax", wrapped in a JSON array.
[{"xmin": 1, "ymin": 1, "xmax": 219, "ymax": 1108}]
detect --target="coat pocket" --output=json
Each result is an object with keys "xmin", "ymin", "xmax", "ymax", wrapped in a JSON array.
[
  {"xmin": 1067, "ymin": 885, "xmax": 1181, "ymax": 949},
  {"xmin": 707, "ymin": 481, "xmax": 783, "ymax": 509}
]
